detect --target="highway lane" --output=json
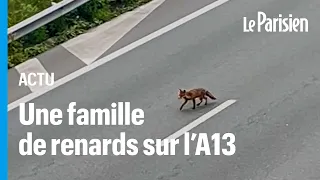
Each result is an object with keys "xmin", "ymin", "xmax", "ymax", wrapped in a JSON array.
[
  {"xmin": 8, "ymin": 0, "xmax": 320, "ymax": 179},
  {"xmin": 101, "ymin": 0, "xmax": 224, "ymax": 57}
]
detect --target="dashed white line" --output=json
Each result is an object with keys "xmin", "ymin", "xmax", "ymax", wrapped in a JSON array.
[
  {"xmin": 8, "ymin": 0, "xmax": 231, "ymax": 111},
  {"xmin": 162, "ymin": 99, "xmax": 237, "ymax": 146}
]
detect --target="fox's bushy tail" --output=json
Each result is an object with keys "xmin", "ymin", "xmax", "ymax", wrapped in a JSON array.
[{"xmin": 205, "ymin": 91, "xmax": 216, "ymax": 100}]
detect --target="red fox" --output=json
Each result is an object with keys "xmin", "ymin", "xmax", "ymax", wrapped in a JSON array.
[{"xmin": 178, "ymin": 88, "xmax": 216, "ymax": 110}]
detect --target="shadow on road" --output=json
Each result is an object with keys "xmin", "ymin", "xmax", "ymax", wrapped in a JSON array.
[{"xmin": 179, "ymin": 101, "xmax": 219, "ymax": 113}]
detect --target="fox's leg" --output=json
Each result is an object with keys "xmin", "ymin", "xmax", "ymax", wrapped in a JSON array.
[
  {"xmin": 192, "ymin": 99, "xmax": 196, "ymax": 109},
  {"xmin": 180, "ymin": 98, "xmax": 188, "ymax": 111},
  {"xmin": 204, "ymin": 96, "xmax": 208, "ymax": 105},
  {"xmin": 197, "ymin": 97, "xmax": 203, "ymax": 106}
]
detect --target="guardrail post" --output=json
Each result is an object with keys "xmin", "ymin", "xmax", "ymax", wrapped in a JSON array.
[{"xmin": 8, "ymin": 0, "xmax": 90, "ymax": 43}]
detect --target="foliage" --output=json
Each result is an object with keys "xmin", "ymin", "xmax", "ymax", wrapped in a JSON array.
[{"xmin": 8, "ymin": 0, "xmax": 151, "ymax": 69}]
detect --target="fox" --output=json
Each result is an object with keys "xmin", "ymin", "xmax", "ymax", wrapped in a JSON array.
[{"xmin": 178, "ymin": 88, "xmax": 216, "ymax": 110}]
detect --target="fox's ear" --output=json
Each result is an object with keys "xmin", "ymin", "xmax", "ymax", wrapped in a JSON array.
[{"xmin": 179, "ymin": 89, "xmax": 186, "ymax": 93}]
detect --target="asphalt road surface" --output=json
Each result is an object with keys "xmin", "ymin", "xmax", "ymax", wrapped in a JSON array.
[{"xmin": 8, "ymin": 0, "xmax": 320, "ymax": 179}]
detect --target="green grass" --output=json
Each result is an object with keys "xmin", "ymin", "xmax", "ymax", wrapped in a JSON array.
[{"xmin": 8, "ymin": 0, "xmax": 152, "ymax": 69}]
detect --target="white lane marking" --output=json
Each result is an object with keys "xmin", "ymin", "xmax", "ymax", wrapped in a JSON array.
[
  {"xmin": 161, "ymin": 99, "xmax": 237, "ymax": 146},
  {"xmin": 62, "ymin": 0, "xmax": 166, "ymax": 64},
  {"xmin": 15, "ymin": 58, "xmax": 52, "ymax": 92},
  {"xmin": 8, "ymin": 0, "xmax": 231, "ymax": 111}
]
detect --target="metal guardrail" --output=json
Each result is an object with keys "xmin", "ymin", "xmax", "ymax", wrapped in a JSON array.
[{"xmin": 8, "ymin": 0, "xmax": 91, "ymax": 43}]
